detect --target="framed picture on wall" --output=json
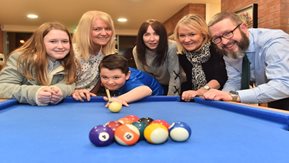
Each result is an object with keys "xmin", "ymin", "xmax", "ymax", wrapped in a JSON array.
[{"xmin": 235, "ymin": 3, "xmax": 258, "ymax": 28}]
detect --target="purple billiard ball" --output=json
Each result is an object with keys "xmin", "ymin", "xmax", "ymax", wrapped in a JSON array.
[
  {"xmin": 169, "ymin": 121, "xmax": 191, "ymax": 142},
  {"xmin": 89, "ymin": 125, "xmax": 114, "ymax": 147}
]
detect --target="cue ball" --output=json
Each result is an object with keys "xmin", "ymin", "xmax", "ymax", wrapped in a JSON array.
[
  {"xmin": 89, "ymin": 125, "xmax": 114, "ymax": 147},
  {"xmin": 108, "ymin": 101, "xmax": 122, "ymax": 113},
  {"xmin": 144, "ymin": 123, "xmax": 169, "ymax": 144},
  {"xmin": 114, "ymin": 124, "xmax": 140, "ymax": 146},
  {"xmin": 169, "ymin": 121, "xmax": 191, "ymax": 142}
]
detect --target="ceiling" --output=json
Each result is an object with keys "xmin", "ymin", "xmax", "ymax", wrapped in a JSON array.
[{"xmin": 0, "ymin": 0, "xmax": 220, "ymax": 35}]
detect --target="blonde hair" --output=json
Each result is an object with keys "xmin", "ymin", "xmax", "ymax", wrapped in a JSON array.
[
  {"xmin": 73, "ymin": 10, "xmax": 116, "ymax": 60},
  {"xmin": 174, "ymin": 14, "xmax": 210, "ymax": 54}
]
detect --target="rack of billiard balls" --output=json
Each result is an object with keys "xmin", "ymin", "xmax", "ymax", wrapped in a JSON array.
[{"xmin": 89, "ymin": 115, "xmax": 191, "ymax": 147}]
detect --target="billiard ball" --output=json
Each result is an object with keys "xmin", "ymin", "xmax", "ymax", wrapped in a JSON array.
[
  {"xmin": 89, "ymin": 125, "xmax": 114, "ymax": 147},
  {"xmin": 151, "ymin": 119, "xmax": 170, "ymax": 129},
  {"xmin": 132, "ymin": 121, "xmax": 147, "ymax": 140},
  {"xmin": 138, "ymin": 117, "xmax": 154, "ymax": 126},
  {"xmin": 124, "ymin": 115, "xmax": 139, "ymax": 123},
  {"xmin": 169, "ymin": 121, "xmax": 191, "ymax": 142},
  {"xmin": 108, "ymin": 101, "xmax": 122, "ymax": 113},
  {"xmin": 144, "ymin": 123, "xmax": 169, "ymax": 144},
  {"xmin": 117, "ymin": 117, "xmax": 134, "ymax": 124},
  {"xmin": 105, "ymin": 121, "xmax": 122, "ymax": 133},
  {"xmin": 114, "ymin": 124, "xmax": 140, "ymax": 146}
]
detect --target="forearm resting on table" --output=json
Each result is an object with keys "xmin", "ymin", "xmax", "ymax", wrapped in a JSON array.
[
  {"xmin": 197, "ymin": 80, "xmax": 221, "ymax": 95},
  {"xmin": 118, "ymin": 86, "xmax": 152, "ymax": 103},
  {"xmin": 206, "ymin": 80, "xmax": 221, "ymax": 89}
]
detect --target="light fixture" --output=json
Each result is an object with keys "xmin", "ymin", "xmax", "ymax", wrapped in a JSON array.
[
  {"xmin": 19, "ymin": 40, "xmax": 25, "ymax": 44},
  {"xmin": 26, "ymin": 14, "xmax": 39, "ymax": 19},
  {"xmin": 117, "ymin": 17, "xmax": 128, "ymax": 23}
]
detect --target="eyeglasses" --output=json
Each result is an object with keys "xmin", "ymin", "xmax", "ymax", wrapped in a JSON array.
[{"xmin": 211, "ymin": 24, "xmax": 241, "ymax": 44}]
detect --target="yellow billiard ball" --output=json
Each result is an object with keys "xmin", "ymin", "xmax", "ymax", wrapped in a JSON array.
[
  {"xmin": 144, "ymin": 123, "xmax": 169, "ymax": 144},
  {"xmin": 108, "ymin": 101, "xmax": 122, "ymax": 113}
]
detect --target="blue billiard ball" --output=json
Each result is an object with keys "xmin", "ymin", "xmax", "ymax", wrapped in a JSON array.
[
  {"xmin": 89, "ymin": 125, "xmax": 114, "ymax": 147},
  {"xmin": 169, "ymin": 121, "xmax": 191, "ymax": 142}
]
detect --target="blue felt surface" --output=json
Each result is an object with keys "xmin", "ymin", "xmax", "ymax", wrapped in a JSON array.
[{"xmin": 1, "ymin": 96, "xmax": 289, "ymax": 163}]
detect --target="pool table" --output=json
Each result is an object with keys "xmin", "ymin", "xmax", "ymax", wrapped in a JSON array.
[{"xmin": 1, "ymin": 96, "xmax": 289, "ymax": 163}]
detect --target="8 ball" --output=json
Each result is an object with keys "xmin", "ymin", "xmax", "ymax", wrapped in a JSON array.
[{"xmin": 138, "ymin": 117, "xmax": 154, "ymax": 126}]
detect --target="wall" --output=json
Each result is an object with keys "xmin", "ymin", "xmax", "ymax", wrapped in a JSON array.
[
  {"xmin": 221, "ymin": 0, "xmax": 289, "ymax": 33},
  {"xmin": 0, "ymin": 28, "xmax": 3, "ymax": 53},
  {"xmin": 206, "ymin": 2, "xmax": 221, "ymax": 23},
  {"xmin": 163, "ymin": 3, "xmax": 206, "ymax": 35}
]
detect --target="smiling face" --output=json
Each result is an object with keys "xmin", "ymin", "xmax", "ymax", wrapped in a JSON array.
[
  {"xmin": 44, "ymin": 29, "xmax": 70, "ymax": 61},
  {"xmin": 143, "ymin": 25, "xmax": 160, "ymax": 50},
  {"xmin": 209, "ymin": 18, "xmax": 249, "ymax": 59},
  {"xmin": 100, "ymin": 68, "xmax": 130, "ymax": 91},
  {"xmin": 90, "ymin": 18, "xmax": 113, "ymax": 47},
  {"xmin": 177, "ymin": 25, "xmax": 204, "ymax": 52}
]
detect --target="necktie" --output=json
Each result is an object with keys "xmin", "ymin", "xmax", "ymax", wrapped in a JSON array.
[{"xmin": 241, "ymin": 54, "xmax": 250, "ymax": 89}]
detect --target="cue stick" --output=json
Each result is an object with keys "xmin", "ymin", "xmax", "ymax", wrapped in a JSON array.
[{"xmin": 105, "ymin": 88, "xmax": 112, "ymax": 102}]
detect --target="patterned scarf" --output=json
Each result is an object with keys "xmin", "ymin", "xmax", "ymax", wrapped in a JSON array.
[{"xmin": 185, "ymin": 42, "xmax": 211, "ymax": 90}]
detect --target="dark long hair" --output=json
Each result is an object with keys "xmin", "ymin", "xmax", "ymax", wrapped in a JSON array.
[{"xmin": 135, "ymin": 19, "xmax": 168, "ymax": 66}]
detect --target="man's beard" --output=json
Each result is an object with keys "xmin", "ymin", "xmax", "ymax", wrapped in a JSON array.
[{"xmin": 221, "ymin": 31, "xmax": 249, "ymax": 59}]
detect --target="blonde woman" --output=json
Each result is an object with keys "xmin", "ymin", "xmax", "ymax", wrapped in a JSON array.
[
  {"xmin": 72, "ymin": 10, "xmax": 117, "ymax": 101},
  {"xmin": 174, "ymin": 14, "xmax": 227, "ymax": 101}
]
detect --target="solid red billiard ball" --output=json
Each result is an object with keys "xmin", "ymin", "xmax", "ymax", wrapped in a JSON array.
[
  {"xmin": 124, "ymin": 115, "xmax": 139, "ymax": 123},
  {"xmin": 169, "ymin": 121, "xmax": 191, "ymax": 142},
  {"xmin": 89, "ymin": 125, "xmax": 114, "ymax": 147},
  {"xmin": 117, "ymin": 117, "xmax": 134, "ymax": 124},
  {"xmin": 114, "ymin": 124, "xmax": 140, "ymax": 146},
  {"xmin": 151, "ymin": 119, "xmax": 170, "ymax": 129},
  {"xmin": 144, "ymin": 123, "xmax": 169, "ymax": 144},
  {"xmin": 105, "ymin": 121, "xmax": 122, "ymax": 133}
]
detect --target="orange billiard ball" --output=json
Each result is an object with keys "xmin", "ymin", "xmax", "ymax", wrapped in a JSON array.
[{"xmin": 114, "ymin": 124, "xmax": 140, "ymax": 146}]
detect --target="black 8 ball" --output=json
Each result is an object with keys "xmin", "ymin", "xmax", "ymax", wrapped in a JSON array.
[{"xmin": 138, "ymin": 117, "xmax": 154, "ymax": 126}]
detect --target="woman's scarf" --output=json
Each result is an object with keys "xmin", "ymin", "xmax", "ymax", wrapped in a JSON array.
[{"xmin": 185, "ymin": 42, "xmax": 211, "ymax": 90}]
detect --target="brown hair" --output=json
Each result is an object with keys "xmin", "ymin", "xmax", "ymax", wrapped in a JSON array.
[
  {"xmin": 15, "ymin": 22, "xmax": 77, "ymax": 85},
  {"xmin": 99, "ymin": 54, "xmax": 129, "ymax": 74},
  {"xmin": 208, "ymin": 12, "xmax": 243, "ymax": 27}
]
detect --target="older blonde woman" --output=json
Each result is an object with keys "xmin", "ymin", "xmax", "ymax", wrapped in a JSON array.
[{"xmin": 174, "ymin": 14, "xmax": 227, "ymax": 101}]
